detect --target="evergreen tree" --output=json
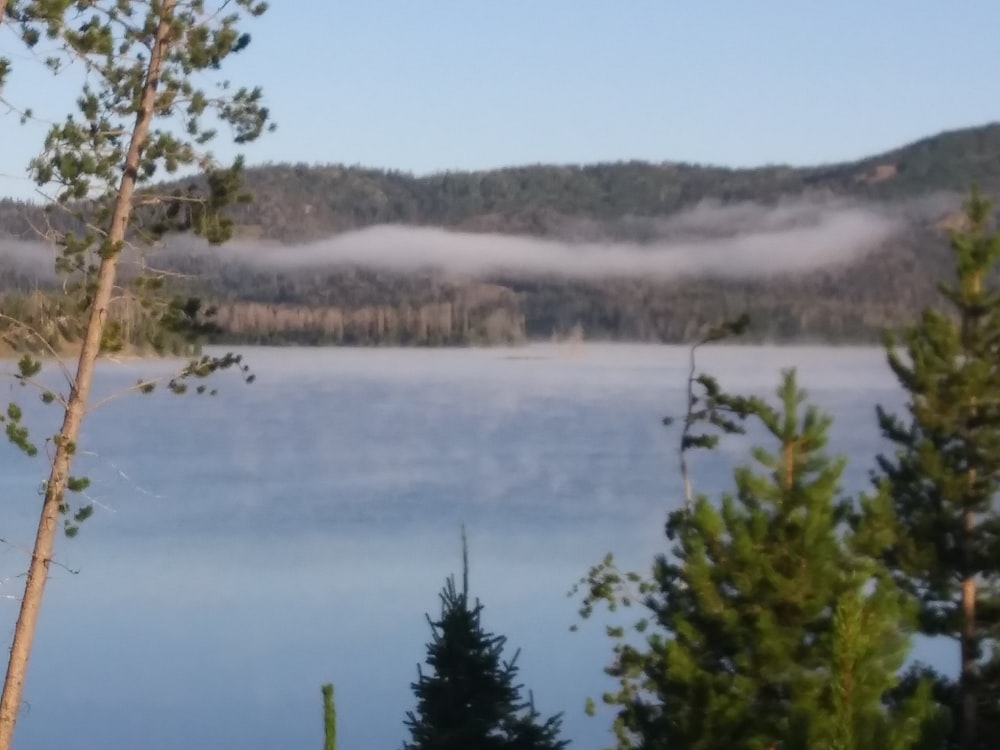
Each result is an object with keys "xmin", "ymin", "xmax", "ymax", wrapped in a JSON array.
[
  {"xmin": 870, "ymin": 187, "xmax": 1000, "ymax": 750},
  {"xmin": 576, "ymin": 369, "xmax": 933, "ymax": 750},
  {"xmin": 403, "ymin": 530, "xmax": 568, "ymax": 750},
  {"xmin": 0, "ymin": 3, "xmax": 271, "ymax": 747}
]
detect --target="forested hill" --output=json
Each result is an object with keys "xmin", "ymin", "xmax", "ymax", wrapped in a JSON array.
[
  {"xmin": 224, "ymin": 122, "xmax": 1000, "ymax": 243},
  {"xmin": 2, "ymin": 123, "xmax": 1000, "ymax": 346}
]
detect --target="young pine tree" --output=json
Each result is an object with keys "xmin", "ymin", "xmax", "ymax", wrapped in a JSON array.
[
  {"xmin": 577, "ymin": 369, "xmax": 932, "ymax": 750},
  {"xmin": 403, "ymin": 531, "xmax": 568, "ymax": 750},
  {"xmin": 870, "ymin": 187, "xmax": 1000, "ymax": 750}
]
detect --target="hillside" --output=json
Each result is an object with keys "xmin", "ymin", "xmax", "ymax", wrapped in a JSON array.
[
  {"xmin": 227, "ymin": 122, "xmax": 1000, "ymax": 243},
  {"xmin": 2, "ymin": 123, "xmax": 1000, "ymax": 346}
]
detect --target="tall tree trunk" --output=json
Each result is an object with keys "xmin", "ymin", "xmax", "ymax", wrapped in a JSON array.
[
  {"xmin": 0, "ymin": 5, "xmax": 176, "ymax": 747},
  {"xmin": 961, "ymin": 506, "xmax": 977, "ymax": 750}
]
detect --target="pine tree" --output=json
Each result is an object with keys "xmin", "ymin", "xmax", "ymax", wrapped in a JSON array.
[
  {"xmin": 813, "ymin": 563, "xmax": 937, "ymax": 750},
  {"xmin": 0, "ymin": 3, "xmax": 272, "ymax": 747},
  {"xmin": 576, "ymin": 369, "xmax": 933, "ymax": 750},
  {"xmin": 870, "ymin": 187, "xmax": 1000, "ymax": 750},
  {"xmin": 403, "ymin": 530, "xmax": 568, "ymax": 750}
]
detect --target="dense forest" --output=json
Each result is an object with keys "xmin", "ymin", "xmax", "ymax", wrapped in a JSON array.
[{"xmin": 2, "ymin": 122, "xmax": 1000, "ymax": 346}]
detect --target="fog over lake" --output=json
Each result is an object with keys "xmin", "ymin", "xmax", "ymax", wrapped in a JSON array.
[{"xmin": 0, "ymin": 344, "xmax": 951, "ymax": 750}]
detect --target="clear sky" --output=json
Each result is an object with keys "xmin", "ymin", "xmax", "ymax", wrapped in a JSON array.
[{"xmin": 1, "ymin": 1, "xmax": 999, "ymax": 200}]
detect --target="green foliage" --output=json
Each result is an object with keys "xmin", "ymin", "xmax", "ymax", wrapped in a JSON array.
[
  {"xmin": 0, "ymin": 0, "xmax": 272, "ymax": 545},
  {"xmin": 574, "ymin": 370, "xmax": 934, "ymax": 750},
  {"xmin": 1, "ymin": 402, "xmax": 37, "ymax": 457},
  {"xmin": 403, "ymin": 533, "xmax": 568, "ymax": 750},
  {"xmin": 812, "ymin": 567, "xmax": 939, "ymax": 750},
  {"xmin": 0, "ymin": 352, "xmax": 59, "ymax": 458},
  {"xmin": 165, "ymin": 352, "xmax": 254, "ymax": 396},
  {"xmin": 145, "ymin": 156, "xmax": 255, "ymax": 243},
  {"xmin": 11, "ymin": 1, "xmax": 272, "ymax": 195},
  {"xmin": 321, "ymin": 683, "xmax": 336, "ymax": 750},
  {"xmin": 2, "ymin": 0, "xmax": 274, "ymax": 361},
  {"xmin": 868, "ymin": 187, "xmax": 1000, "ymax": 749}
]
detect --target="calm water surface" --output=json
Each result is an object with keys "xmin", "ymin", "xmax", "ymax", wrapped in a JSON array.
[{"xmin": 0, "ymin": 344, "xmax": 948, "ymax": 749}]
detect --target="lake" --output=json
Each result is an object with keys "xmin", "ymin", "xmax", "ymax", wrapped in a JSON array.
[{"xmin": 0, "ymin": 344, "xmax": 953, "ymax": 750}]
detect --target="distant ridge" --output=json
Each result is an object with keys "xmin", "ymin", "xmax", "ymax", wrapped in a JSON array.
[
  {"xmin": 3, "ymin": 122, "xmax": 1000, "ymax": 243},
  {"xmin": 216, "ymin": 122, "xmax": 1000, "ymax": 244},
  {"xmin": 2, "ymin": 122, "xmax": 1000, "ymax": 345}
]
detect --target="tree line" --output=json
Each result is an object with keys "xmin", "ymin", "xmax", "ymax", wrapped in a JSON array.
[
  {"xmin": 3, "ymin": 123, "xmax": 1000, "ymax": 347},
  {"xmin": 0, "ymin": 224, "xmax": 961, "ymax": 347}
]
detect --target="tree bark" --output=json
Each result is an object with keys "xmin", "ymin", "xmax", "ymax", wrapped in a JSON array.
[{"xmin": 0, "ymin": 4, "xmax": 176, "ymax": 747}]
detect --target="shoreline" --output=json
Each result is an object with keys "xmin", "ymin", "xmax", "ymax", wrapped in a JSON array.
[{"xmin": 0, "ymin": 337, "xmax": 889, "ymax": 362}]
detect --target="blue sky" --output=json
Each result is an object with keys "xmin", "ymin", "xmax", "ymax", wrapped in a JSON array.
[{"xmin": 1, "ymin": 1, "xmax": 999, "ymax": 200}]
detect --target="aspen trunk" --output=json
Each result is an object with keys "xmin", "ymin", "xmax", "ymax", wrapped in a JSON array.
[{"xmin": 0, "ymin": 5, "xmax": 176, "ymax": 747}]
